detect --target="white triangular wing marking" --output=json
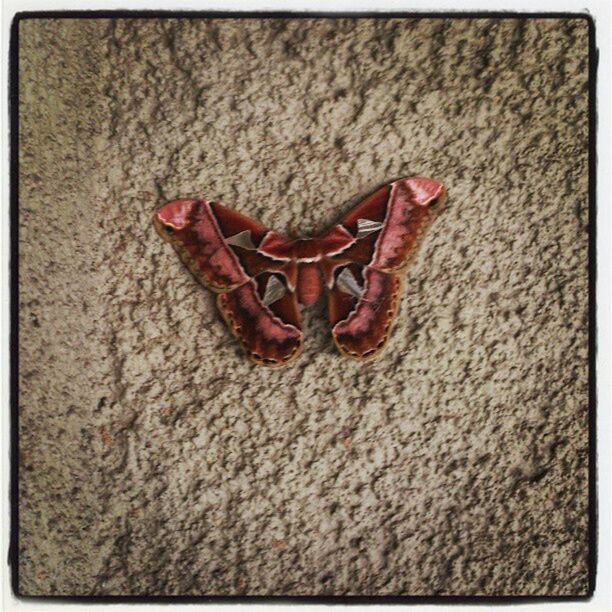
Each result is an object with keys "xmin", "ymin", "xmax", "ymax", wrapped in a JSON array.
[
  {"xmin": 262, "ymin": 275, "xmax": 287, "ymax": 306},
  {"xmin": 355, "ymin": 218, "xmax": 384, "ymax": 240},
  {"xmin": 336, "ymin": 267, "xmax": 363, "ymax": 299},
  {"xmin": 226, "ymin": 230, "xmax": 256, "ymax": 250}
]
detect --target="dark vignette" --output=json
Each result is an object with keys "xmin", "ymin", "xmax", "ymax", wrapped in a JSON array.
[{"xmin": 8, "ymin": 9, "xmax": 597, "ymax": 604}]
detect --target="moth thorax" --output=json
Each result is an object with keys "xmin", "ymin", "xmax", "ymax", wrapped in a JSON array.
[{"xmin": 297, "ymin": 263, "xmax": 322, "ymax": 306}]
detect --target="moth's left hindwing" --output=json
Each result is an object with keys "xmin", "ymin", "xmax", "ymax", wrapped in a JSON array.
[
  {"xmin": 154, "ymin": 199, "xmax": 304, "ymax": 367},
  {"xmin": 328, "ymin": 177, "xmax": 447, "ymax": 360}
]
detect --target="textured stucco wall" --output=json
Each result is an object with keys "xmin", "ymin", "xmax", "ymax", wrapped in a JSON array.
[{"xmin": 18, "ymin": 17, "xmax": 590, "ymax": 596}]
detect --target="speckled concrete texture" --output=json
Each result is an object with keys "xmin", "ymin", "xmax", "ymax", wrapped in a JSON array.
[{"xmin": 17, "ymin": 17, "xmax": 590, "ymax": 596}]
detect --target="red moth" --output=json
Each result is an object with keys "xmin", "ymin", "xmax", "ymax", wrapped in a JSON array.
[{"xmin": 153, "ymin": 176, "xmax": 447, "ymax": 367}]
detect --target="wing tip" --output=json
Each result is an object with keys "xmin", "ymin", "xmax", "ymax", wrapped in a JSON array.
[
  {"xmin": 154, "ymin": 198, "xmax": 201, "ymax": 231},
  {"xmin": 397, "ymin": 176, "xmax": 448, "ymax": 209}
]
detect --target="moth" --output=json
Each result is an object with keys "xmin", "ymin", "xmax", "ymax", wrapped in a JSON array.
[{"xmin": 153, "ymin": 176, "xmax": 446, "ymax": 367}]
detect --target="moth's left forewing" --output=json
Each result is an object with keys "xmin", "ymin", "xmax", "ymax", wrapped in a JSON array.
[
  {"xmin": 328, "ymin": 176, "xmax": 446, "ymax": 361},
  {"xmin": 153, "ymin": 199, "xmax": 252, "ymax": 292}
]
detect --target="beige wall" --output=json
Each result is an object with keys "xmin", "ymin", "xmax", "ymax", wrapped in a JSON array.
[{"xmin": 17, "ymin": 17, "xmax": 590, "ymax": 596}]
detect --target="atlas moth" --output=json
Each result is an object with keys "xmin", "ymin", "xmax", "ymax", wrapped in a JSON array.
[{"xmin": 154, "ymin": 176, "xmax": 447, "ymax": 367}]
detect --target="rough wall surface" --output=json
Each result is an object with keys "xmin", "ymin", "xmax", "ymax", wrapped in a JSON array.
[{"xmin": 18, "ymin": 17, "xmax": 590, "ymax": 596}]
